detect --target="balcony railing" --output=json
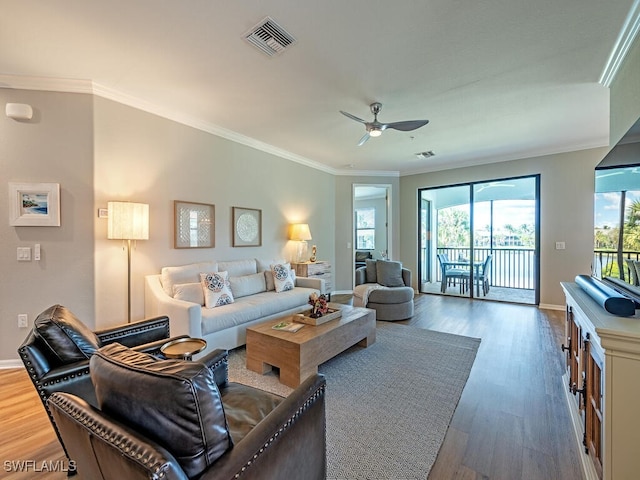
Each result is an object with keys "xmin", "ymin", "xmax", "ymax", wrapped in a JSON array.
[
  {"xmin": 593, "ymin": 249, "xmax": 640, "ymax": 280},
  {"xmin": 436, "ymin": 247, "xmax": 535, "ymax": 290}
]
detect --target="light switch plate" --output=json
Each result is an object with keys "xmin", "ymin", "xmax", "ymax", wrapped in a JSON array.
[
  {"xmin": 555, "ymin": 241, "xmax": 566, "ymax": 250},
  {"xmin": 17, "ymin": 247, "xmax": 31, "ymax": 261}
]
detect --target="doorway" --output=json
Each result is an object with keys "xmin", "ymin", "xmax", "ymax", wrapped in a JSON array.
[
  {"xmin": 418, "ymin": 175, "xmax": 539, "ymax": 304},
  {"xmin": 353, "ymin": 184, "xmax": 391, "ymax": 281}
]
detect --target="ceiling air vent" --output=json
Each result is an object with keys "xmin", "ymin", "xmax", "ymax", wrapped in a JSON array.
[
  {"xmin": 415, "ymin": 151, "xmax": 435, "ymax": 160},
  {"xmin": 244, "ymin": 17, "xmax": 296, "ymax": 57}
]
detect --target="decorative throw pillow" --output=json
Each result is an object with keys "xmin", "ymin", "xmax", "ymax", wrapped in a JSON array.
[
  {"xmin": 201, "ymin": 271, "xmax": 235, "ymax": 308},
  {"xmin": 229, "ymin": 272, "xmax": 267, "ymax": 298},
  {"xmin": 33, "ymin": 304, "xmax": 100, "ymax": 363},
  {"xmin": 376, "ymin": 260, "xmax": 405, "ymax": 287},
  {"xmin": 365, "ymin": 259, "xmax": 378, "ymax": 284},
  {"xmin": 271, "ymin": 263, "xmax": 294, "ymax": 292},
  {"xmin": 173, "ymin": 282, "xmax": 205, "ymax": 305},
  {"xmin": 90, "ymin": 343, "xmax": 232, "ymax": 478}
]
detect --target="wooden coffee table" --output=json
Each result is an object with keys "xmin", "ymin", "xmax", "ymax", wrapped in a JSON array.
[{"xmin": 246, "ymin": 304, "xmax": 376, "ymax": 388}]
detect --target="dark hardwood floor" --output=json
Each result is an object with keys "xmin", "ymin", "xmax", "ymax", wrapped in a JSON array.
[
  {"xmin": 405, "ymin": 294, "xmax": 584, "ymax": 480},
  {"xmin": 0, "ymin": 294, "xmax": 584, "ymax": 479}
]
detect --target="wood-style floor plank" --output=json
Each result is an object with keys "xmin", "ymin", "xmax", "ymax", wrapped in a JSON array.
[{"xmin": 0, "ymin": 294, "xmax": 584, "ymax": 480}]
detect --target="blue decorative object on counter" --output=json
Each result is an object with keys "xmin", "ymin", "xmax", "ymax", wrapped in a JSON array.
[{"xmin": 575, "ymin": 274, "xmax": 636, "ymax": 317}]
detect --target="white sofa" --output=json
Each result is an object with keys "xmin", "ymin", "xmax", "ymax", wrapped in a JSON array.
[{"xmin": 144, "ymin": 258, "xmax": 324, "ymax": 353}]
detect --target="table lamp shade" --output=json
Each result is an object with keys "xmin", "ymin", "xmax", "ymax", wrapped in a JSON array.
[
  {"xmin": 289, "ymin": 223, "xmax": 312, "ymax": 241},
  {"xmin": 108, "ymin": 202, "xmax": 149, "ymax": 240}
]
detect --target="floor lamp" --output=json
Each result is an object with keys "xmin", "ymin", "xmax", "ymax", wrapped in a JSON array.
[{"xmin": 107, "ymin": 201, "xmax": 149, "ymax": 322}]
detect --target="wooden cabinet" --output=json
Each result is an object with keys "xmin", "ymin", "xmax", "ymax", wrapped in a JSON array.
[
  {"xmin": 562, "ymin": 282, "xmax": 640, "ymax": 480},
  {"xmin": 291, "ymin": 261, "xmax": 332, "ymax": 295}
]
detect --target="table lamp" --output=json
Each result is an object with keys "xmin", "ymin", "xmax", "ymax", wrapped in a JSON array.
[{"xmin": 290, "ymin": 223, "xmax": 312, "ymax": 262}]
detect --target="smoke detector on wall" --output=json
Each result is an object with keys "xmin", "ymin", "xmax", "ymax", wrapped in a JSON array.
[{"xmin": 244, "ymin": 17, "xmax": 297, "ymax": 57}]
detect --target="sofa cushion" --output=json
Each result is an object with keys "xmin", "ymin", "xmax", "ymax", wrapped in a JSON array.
[
  {"xmin": 162, "ymin": 261, "xmax": 217, "ymax": 297},
  {"xmin": 271, "ymin": 263, "xmax": 294, "ymax": 292},
  {"xmin": 33, "ymin": 304, "xmax": 100, "ymax": 363},
  {"xmin": 90, "ymin": 343, "xmax": 232, "ymax": 478},
  {"xmin": 256, "ymin": 258, "xmax": 287, "ymax": 272},
  {"xmin": 376, "ymin": 261, "xmax": 405, "ymax": 287},
  {"xmin": 217, "ymin": 259, "xmax": 257, "ymax": 278},
  {"xmin": 201, "ymin": 271, "xmax": 235, "ymax": 308},
  {"xmin": 173, "ymin": 282, "xmax": 205, "ymax": 305},
  {"xmin": 229, "ymin": 272, "xmax": 267, "ymax": 298},
  {"xmin": 365, "ymin": 259, "xmax": 378, "ymax": 284}
]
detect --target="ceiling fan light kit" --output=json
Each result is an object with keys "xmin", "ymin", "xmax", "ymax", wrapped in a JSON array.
[{"xmin": 340, "ymin": 102, "xmax": 429, "ymax": 146}]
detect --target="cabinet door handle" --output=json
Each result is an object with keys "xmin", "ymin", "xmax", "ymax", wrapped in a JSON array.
[{"xmin": 561, "ymin": 338, "xmax": 571, "ymax": 352}]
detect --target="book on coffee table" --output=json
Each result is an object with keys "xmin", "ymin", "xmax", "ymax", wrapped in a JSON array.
[{"xmin": 272, "ymin": 321, "xmax": 305, "ymax": 332}]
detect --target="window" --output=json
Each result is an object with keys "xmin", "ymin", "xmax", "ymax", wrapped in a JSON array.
[
  {"xmin": 594, "ymin": 165, "xmax": 640, "ymax": 280},
  {"xmin": 356, "ymin": 208, "xmax": 376, "ymax": 249}
]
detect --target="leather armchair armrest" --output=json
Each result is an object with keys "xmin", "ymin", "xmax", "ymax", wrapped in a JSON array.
[
  {"xmin": 39, "ymin": 362, "xmax": 97, "ymax": 407},
  {"xmin": 198, "ymin": 349, "xmax": 229, "ymax": 387},
  {"xmin": 95, "ymin": 316, "xmax": 171, "ymax": 348},
  {"xmin": 203, "ymin": 374, "xmax": 326, "ymax": 480}
]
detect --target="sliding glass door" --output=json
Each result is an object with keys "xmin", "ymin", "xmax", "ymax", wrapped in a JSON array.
[{"xmin": 419, "ymin": 175, "xmax": 539, "ymax": 304}]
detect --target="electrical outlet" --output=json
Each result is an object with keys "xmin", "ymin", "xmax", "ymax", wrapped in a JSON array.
[
  {"xmin": 555, "ymin": 241, "xmax": 566, "ymax": 250},
  {"xmin": 18, "ymin": 314, "xmax": 28, "ymax": 328}
]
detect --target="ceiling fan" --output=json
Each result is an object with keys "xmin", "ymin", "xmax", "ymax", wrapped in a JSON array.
[{"xmin": 340, "ymin": 102, "xmax": 429, "ymax": 146}]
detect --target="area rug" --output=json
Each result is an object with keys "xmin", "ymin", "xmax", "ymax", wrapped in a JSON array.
[{"xmin": 227, "ymin": 322, "xmax": 480, "ymax": 480}]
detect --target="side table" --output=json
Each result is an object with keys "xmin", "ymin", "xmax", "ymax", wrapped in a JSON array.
[
  {"xmin": 291, "ymin": 261, "xmax": 332, "ymax": 296},
  {"xmin": 160, "ymin": 337, "xmax": 207, "ymax": 361}
]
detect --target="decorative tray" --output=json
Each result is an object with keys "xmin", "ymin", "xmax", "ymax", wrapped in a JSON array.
[{"xmin": 293, "ymin": 307, "xmax": 342, "ymax": 326}]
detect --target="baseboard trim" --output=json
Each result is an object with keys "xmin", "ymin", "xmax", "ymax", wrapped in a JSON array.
[
  {"xmin": 332, "ymin": 290, "xmax": 353, "ymax": 295},
  {"xmin": 539, "ymin": 303, "xmax": 564, "ymax": 311},
  {"xmin": 562, "ymin": 372, "xmax": 599, "ymax": 480},
  {"xmin": 0, "ymin": 359, "xmax": 23, "ymax": 369}
]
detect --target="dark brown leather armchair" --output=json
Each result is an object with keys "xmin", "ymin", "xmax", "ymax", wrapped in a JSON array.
[
  {"xmin": 18, "ymin": 304, "xmax": 187, "ymax": 461},
  {"xmin": 48, "ymin": 346, "xmax": 327, "ymax": 480}
]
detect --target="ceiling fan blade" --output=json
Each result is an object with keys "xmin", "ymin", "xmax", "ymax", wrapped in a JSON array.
[
  {"xmin": 357, "ymin": 132, "xmax": 371, "ymax": 146},
  {"xmin": 340, "ymin": 110, "xmax": 367, "ymax": 124},
  {"xmin": 384, "ymin": 119, "xmax": 430, "ymax": 132}
]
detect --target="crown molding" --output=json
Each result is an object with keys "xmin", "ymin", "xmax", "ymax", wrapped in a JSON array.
[
  {"xmin": 0, "ymin": 74, "xmax": 93, "ymax": 93},
  {"xmin": 600, "ymin": 0, "xmax": 640, "ymax": 87},
  {"xmin": 1, "ymin": 74, "xmax": 348, "ymax": 176}
]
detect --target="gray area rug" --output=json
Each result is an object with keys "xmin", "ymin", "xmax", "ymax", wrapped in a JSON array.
[{"xmin": 228, "ymin": 322, "xmax": 480, "ymax": 480}]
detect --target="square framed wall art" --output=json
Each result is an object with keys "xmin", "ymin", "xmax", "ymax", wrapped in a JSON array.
[
  {"xmin": 174, "ymin": 200, "xmax": 215, "ymax": 248},
  {"xmin": 232, "ymin": 207, "xmax": 262, "ymax": 247},
  {"xmin": 9, "ymin": 182, "xmax": 60, "ymax": 227}
]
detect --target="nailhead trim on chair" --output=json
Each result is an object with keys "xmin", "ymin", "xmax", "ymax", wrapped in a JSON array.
[
  {"xmin": 98, "ymin": 322, "xmax": 170, "ymax": 343},
  {"xmin": 232, "ymin": 382, "xmax": 327, "ymax": 478},
  {"xmin": 49, "ymin": 394, "xmax": 171, "ymax": 479}
]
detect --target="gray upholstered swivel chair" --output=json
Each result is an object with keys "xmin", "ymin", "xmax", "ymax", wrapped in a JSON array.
[{"xmin": 354, "ymin": 259, "xmax": 414, "ymax": 321}]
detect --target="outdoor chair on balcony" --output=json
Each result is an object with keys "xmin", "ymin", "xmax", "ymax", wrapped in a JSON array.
[
  {"xmin": 437, "ymin": 253, "xmax": 468, "ymax": 293},
  {"xmin": 462, "ymin": 254, "xmax": 493, "ymax": 296}
]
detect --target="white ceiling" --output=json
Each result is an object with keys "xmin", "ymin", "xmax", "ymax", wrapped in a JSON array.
[{"xmin": 1, "ymin": 0, "xmax": 638, "ymax": 175}]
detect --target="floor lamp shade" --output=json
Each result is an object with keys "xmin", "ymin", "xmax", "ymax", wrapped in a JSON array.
[
  {"xmin": 108, "ymin": 202, "xmax": 149, "ymax": 240},
  {"xmin": 107, "ymin": 201, "xmax": 149, "ymax": 322}
]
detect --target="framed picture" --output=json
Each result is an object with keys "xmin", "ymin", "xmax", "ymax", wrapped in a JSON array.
[
  {"xmin": 9, "ymin": 182, "xmax": 60, "ymax": 227},
  {"xmin": 174, "ymin": 201, "xmax": 215, "ymax": 248},
  {"xmin": 232, "ymin": 207, "xmax": 262, "ymax": 247}
]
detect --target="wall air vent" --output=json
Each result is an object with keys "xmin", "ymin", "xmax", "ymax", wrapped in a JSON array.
[
  {"xmin": 415, "ymin": 151, "xmax": 435, "ymax": 159},
  {"xmin": 244, "ymin": 17, "xmax": 297, "ymax": 57}
]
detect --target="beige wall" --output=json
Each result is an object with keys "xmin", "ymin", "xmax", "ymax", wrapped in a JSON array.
[
  {"xmin": 1, "ymin": 92, "xmax": 335, "ymax": 362},
  {"xmin": 1, "ymin": 89, "xmax": 95, "ymax": 362},
  {"xmin": 93, "ymin": 97, "xmax": 336, "ymax": 326},
  {"xmin": 399, "ymin": 149, "xmax": 606, "ymax": 307}
]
